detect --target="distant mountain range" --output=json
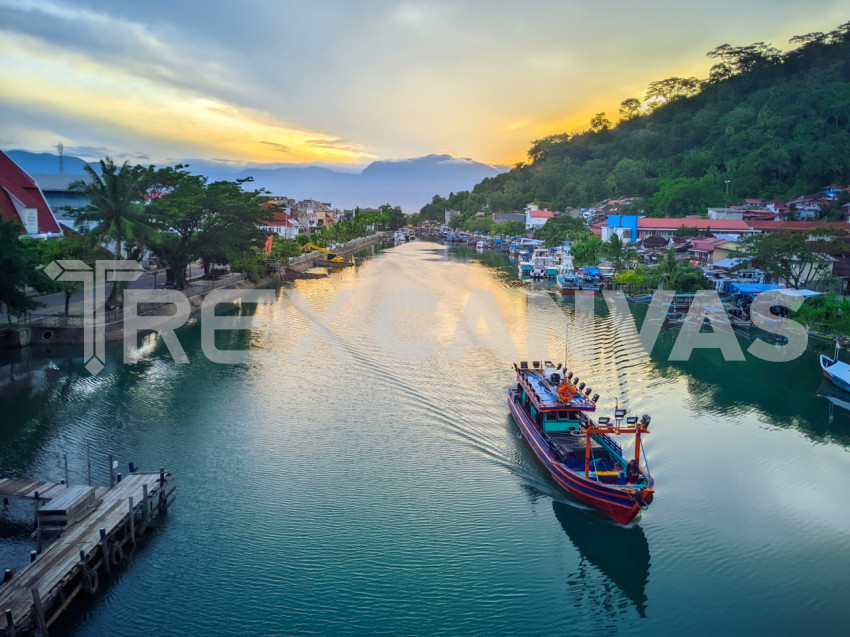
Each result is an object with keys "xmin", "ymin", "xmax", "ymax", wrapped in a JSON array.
[{"xmin": 5, "ymin": 150, "xmax": 508, "ymax": 212}]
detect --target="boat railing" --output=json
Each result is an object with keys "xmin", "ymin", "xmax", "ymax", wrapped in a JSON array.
[
  {"xmin": 597, "ymin": 432, "xmax": 624, "ymax": 457},
  {"xmin": 577, "ymin": 412, "xmax": 625, "ymax": 457}
]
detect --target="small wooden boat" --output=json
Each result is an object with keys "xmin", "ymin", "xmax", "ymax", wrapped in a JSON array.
[
  {"xmin": 820, "ymin": 343, "xmax": 850, "ymax": 392},
  {"xmin": 508, "ymin": 361, "xmax": 655, "ymax": 525}
]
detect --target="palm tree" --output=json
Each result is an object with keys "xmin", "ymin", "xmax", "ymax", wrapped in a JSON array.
[
  {"xmin": 71, "ymin": 158, "xmax": 152, "ymax": 308},
  {"xmin": 71, "ymin": 158, "xmax": 151, "ymax": 259},
  {"xmin": 652, "ymin": 248, "xmax": 706, "ymax": 292},
  {"xmin": 602, "ymin": 233, "xmax": 638, "ymax": 271}
]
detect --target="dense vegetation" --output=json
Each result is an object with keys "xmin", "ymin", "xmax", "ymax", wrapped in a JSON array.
[{"xmin": 419, "ymin": 21, "xmax": 850, "ymax": 223}]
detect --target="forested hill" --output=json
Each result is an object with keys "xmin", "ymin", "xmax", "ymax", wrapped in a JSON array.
[{"xmin": 420, "ymin": 21, "xmax": 850, "ymax": 221}]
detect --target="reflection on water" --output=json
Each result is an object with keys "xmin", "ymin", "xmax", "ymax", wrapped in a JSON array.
[
  {"xmin": 552, "ymin": 501, "xmax": 650, "ymax": 618},
  {"xmin": 1, "ymin": 240, "xmax": 849, "ymax": 635}
]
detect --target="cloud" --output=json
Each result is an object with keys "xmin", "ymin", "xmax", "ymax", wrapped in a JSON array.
[
  {"xmin": 306, "ymin": 138, "xmax": 366, "ymax": 152},
  {"xmin": 0, "ymin": 0, "xmax": 842, "ymax": 166},
  {"xmin": 259, "ymin": 141, "xmax": 291, "ymax": 154}
]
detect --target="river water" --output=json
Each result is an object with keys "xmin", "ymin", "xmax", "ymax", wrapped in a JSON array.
[{"xmin": 1, "ymin": 240, "xmax": 849, "ymax": 635}]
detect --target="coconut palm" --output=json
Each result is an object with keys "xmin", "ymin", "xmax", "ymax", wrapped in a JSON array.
[
  {"xmin": 652, "ymin": 248, "xmax": 707, "ymax": 292},
  {"xmin": 71, "ymin": 158, "xmax": 152, "ymax": 259},
  {"xmin": 70, "ymin": 158, "xmax": 152, "ymax": 308},
  {"xmin": 602, "ymin": 233, "xmax": 638, "ymax": 271}
]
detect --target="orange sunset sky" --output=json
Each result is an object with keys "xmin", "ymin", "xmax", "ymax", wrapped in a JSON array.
[{"xmin": 1, "ymin": 0, "xmax": 848, "ymax": 167}]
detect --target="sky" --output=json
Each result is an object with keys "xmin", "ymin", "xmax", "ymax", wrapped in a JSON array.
[{"xmin": 0, "ymin": 0, "xmax": 848, "ymax": 168}]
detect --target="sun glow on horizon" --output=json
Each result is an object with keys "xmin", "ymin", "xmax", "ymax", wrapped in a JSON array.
[{"xmin": 0, "ymin": 0, "xmax": 845, "ymax": 169}]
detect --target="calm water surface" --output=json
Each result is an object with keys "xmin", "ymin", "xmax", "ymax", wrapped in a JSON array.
[{"xmin": 1, "ymin": 240, "xmax": 849, "ymax": 635}]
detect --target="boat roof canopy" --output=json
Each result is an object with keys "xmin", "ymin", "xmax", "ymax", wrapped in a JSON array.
[{"xmin": 727, "ymin": 282, "xmax": 782, "ymax": 294}]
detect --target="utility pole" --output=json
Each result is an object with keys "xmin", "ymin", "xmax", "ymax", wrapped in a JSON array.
[{"xmin": 724, "ymin": 180, "xmax": 731, "ymax": 209}]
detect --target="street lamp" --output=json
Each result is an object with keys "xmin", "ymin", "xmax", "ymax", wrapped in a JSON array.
[{"xmin": 724, "ymin": 180, "xmax": 731, "ymax": 209}]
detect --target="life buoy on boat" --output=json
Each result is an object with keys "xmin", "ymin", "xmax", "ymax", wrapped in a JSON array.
[{"xmin": 557, "ymin": 382, "xmax": 576, "ymax": 403}]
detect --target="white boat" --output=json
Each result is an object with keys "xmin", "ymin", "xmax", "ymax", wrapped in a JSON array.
[
  {"xmin": 553, "ymin": 248, "xmax": 574, "ymax": 278},
  {"xmin": 821, "ymin": 343, "xmax": 850, "ymax": 392},
  {"xmin": 529, "ymin": 248, "xmax": 553, "ymax": 279},
  {"xmin": 517, "ymin": 250, "xmax": 533, "ymax": 276}
]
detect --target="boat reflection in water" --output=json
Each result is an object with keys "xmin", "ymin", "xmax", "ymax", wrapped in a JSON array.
[
  {"xmin": 816, "ymin": 380, "xmax": 850, "ymax": 424},
  {"xmin": 552, "ymin": 501, "xmax": 651, "ymax": 618}
]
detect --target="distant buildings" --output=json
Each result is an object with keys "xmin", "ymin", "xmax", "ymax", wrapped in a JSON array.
[
  {"xmin": 524, "ymin": 204, "xmax": 554, "ymax": 230},
  {"xmin": 257, "ymin": 208, "xmax": 300, "ymax": 239}
]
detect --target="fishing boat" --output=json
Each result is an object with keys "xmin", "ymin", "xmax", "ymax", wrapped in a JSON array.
[
  {"xmin": 556, "ymin": 272, "xmax": 582, "ymax": 293},
  {"xmin": 508, "ymin": 361, "xmax": 654, "ymax": 525},
  {"xmin": 820, "ymin": 342, "xmax": 850, "ymax": 392},
  {"xmin": 577, "ymin": 267, "xmax": 601, "ymax": 292},
  {"xmin": 517, "ymin": 250, "xmax": 533, "ymax": 276},
  {"xmin": 529, "ymin": 248, "xmax": 552, "ymax": 279}
]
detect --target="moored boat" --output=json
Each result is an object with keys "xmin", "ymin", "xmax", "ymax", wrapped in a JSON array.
[
  {"xmin": 556, "ymin": 272, "xmax": 582, "ymax": 293},
  {"xmin": 517, "ymin": 250, "xmax": 533, "ymax": 276},
  {"xmin": 508, "ymin": 361, "xmax": 654, "ymax": 525},
  {"xmin": 820, "ymin": 343, "xmax": 850, "ymax": 392}
]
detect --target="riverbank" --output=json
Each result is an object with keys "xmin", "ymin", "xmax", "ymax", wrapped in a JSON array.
[{"xmin": 0, "ymin": 232, "xmax": 388, "ymax": 348}]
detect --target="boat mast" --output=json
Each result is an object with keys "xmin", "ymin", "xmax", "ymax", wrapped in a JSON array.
[{"xmin": 635, "ymin": 427, "xmax": 642, "ymax": 463}]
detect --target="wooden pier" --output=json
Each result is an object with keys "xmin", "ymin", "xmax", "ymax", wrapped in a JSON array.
[{"xmin": 0, "ymin": 469, "xmax": 174, "ymax": 636}]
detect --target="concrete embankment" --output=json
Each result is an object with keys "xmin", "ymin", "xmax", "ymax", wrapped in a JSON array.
[{"xmin": 286, "ymin": 232, "xmax": 386, "ymax": 273}]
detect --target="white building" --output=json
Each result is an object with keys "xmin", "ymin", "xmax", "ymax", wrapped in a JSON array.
[{"xmin": 525, "ymin": 208, "xmax": 554, "ymax": 230}]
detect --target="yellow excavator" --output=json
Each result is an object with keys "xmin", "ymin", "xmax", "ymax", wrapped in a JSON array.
[{"xmin": 300, "ymin": 242, "xmax": 345, "ymax": 263}]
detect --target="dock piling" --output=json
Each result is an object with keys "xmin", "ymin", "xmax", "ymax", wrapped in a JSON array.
[
  {"xmin": 128, "ymin": 497, "xmax": 135, "ymax": 542},
  {"xmin": 1, "ymin": 470, "xmax": 174, "ymax": 633},
  {"xmin": 99, "ymin": 529, "xmax": 110, "ymax": 575},
  {"xmin": 30, "ymin": 589, "xmax": 47, "ymax": 637},
  {"xmin": 108, "ymin": 455, "xmax": 115, "ymax": 488}
]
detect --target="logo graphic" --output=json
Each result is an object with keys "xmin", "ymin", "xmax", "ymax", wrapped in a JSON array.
[{"xmin": 44, "ymin": 260, "xmax": 144, "ymax": 375}]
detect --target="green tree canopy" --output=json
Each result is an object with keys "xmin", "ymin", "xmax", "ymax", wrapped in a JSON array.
[
  {"xmin": 70, "ymin": 157, "xmax": 152, "ymax": 258},
  {"xmin": 738, "ymin": 231, "xmax": 846, "ymax": 289},
  {"xmin": 0, "ymin": 220, "xmax": 47, "ymax": 320}
]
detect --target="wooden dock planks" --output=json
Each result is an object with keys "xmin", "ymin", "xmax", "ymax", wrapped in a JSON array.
[{"xmin": 0, "ymin": 471, "xmax": 173, "ymax": 636}]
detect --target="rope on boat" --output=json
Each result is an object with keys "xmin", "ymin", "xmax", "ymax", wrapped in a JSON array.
[
  {"xmin": 588, "ymin": 438, "xmax": 599, "ymax": 482},
  {"xmin": 641, "ymin": 440, "xmax": 651, "ymax": 477}
]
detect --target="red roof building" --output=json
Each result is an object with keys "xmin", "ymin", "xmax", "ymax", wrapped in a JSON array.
[
  {"xmin": 635, "ymin": 218, "xmax": 751, "ymax": 239},
  {"xmin": 0, "ymin": 150, "xmax": 62, "ymax": 235},
  {"xmin": 747, "ymin": 220, "xmax": 850, "ymax": 235}
]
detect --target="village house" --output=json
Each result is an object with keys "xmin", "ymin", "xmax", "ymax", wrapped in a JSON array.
[
  {"xmin": 747, "ymin": 220, "xmax": 850, "ymax": 239},
  {"xmin": 524, "ymin": 203, "xmax": 554, "ymax": 230},
  {"xmin": 602, "ymin": 215, "xmax": 754, "ymax": 241},
  {"xmin": 257, "ymin": 209, "xmax": 300, "ymax": 239}
]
